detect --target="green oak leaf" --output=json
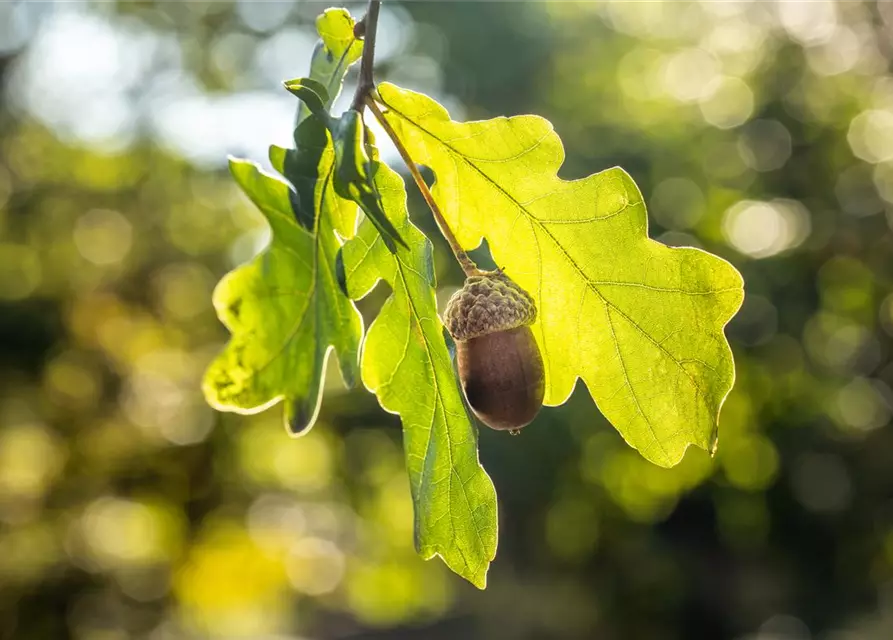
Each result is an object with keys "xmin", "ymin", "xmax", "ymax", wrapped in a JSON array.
[
  {"xmin": 296, "ymin": 8, "xmax": 363, "ymax": 126},
  {"xmin": 377, "ymin": 82, "xmax": 745, "ymax": 468},
  {"xmin": 332, "ymin": 109, "xmax": 407, "ymax": 252},
  {"xmin": 203, "ymin": 115, "xmax": 361, "ymax": 435},
  {"xmin": 341, "ymin": 160, "xmax": 497, "ymax": 588}
]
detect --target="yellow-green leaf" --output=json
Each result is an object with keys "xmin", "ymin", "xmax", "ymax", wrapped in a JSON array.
[
  {"xmin": 296, "ymin": 8, "xmax": 363, "ymax": 125},
  {"xmin": 377, "ymin": 82, "xmax": 744, "ymax": 467},
  {"xmin": 203, "ymin": 117, "xmax": 361, "ymax": 435},
  {"xmin": 341, "ymin": 161, "xmax": 497, "ymax": 588}
]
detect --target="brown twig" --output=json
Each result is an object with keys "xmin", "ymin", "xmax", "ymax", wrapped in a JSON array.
[{"xmin": 351, "ymin": 0, "xmax": 380, "ymax": 112}]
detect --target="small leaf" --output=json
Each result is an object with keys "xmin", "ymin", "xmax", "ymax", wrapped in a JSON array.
[
  {"xmin": 297, "ymin": 8, "xmax": 364, "ymax": 125},
  {"xmin": 341, "ymin": 161, "xmax": 498, "ymax": 589},
  {"xmin": 332, "ymin": 109, "xmax": 408, "ymax": 252},
  {"xmin": 378, "ymin": 83, "xmax": 745, "ymax": 468},
  {"xmin": 203, "ymin": 115, "xmax": 362, "ymax": 435},
  {"xmin": 283, "ymin": 77, "xmax": 330, "ymax": 118}
]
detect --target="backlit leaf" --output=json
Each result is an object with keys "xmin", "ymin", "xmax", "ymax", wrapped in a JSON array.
[
  {"xmin": 341, "ymin": 160, "xmax": 497, "ymax": 588},
  {"xmin": 203, "ymin": 116, "xmax": 361, "ymax": 435},
  {"xmin": 332, "ymin": 109, "xmax": 407, "ymax": 252},
  {"xmin": 377, "ymin": 83, "xmax": 744, "ymax": 467},
  {"xmin": 296, "ymin": 8, "xmax": 363, "ymax": 125}
]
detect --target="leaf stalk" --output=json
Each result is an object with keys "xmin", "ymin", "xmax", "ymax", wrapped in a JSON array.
[{"xmin": 365, "ymin": 97, "xmax": 481, "ymax": 276}]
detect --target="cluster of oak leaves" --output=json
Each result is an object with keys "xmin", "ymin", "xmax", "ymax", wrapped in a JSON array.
[{"xmin": 201, "ymin": 8, "xmax": 744, "ymax": 588}]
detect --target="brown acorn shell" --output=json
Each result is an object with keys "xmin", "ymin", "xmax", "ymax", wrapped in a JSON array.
[
  {"xmin": 456, "ymin": 325, "xmax": 545, "ymax": 430},
  {"xmin": 444, "ymin": 272, "xmax": 544, "ymax": 431}
]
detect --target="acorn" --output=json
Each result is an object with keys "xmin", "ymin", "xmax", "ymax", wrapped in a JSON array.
[{"xmin": 443, "ymin": 271, "xmax": 545, "ymax": 432}]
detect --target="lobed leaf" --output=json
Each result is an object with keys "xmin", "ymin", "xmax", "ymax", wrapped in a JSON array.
[
  {"xmin": 203, "ymin": 116, "xmax": 362, "ymax": 435},
  {"xmin": 377, "ymin": 83, "xmax": 745, "ymax": 467},
  {"xmin": 341, "ymin": 161, "xmax": 497, "ymax": 588}
]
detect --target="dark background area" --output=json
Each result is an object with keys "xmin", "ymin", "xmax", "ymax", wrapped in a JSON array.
[{"xmin": 1, "ymin": 1, "xmax": 893, "ymax": 639}]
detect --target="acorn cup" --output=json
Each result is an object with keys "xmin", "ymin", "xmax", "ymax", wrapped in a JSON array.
[{"xmin": 443, "ymin": 271, "xmax": 545, "ymax": 432}]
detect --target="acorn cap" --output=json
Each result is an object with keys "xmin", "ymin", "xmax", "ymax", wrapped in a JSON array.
[{"xmin": 444, "ymin": 271, "xmax": 537, "ymax": 341}]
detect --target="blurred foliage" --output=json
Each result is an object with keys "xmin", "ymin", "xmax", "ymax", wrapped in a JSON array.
[{"xmin": 2, "ymin": 1, "xmax": 893, "ymax": 639}]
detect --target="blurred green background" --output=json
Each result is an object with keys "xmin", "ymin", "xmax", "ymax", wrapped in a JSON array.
[{"xmin": 2, "ymin": 1, "xmax": 893, "ymax": 638}]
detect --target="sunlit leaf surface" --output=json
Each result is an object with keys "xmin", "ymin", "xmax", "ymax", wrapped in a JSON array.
[
  {"xmin": 342, "ymin": 161, "xmax": 497, "ymax": 588},
  {"xmin": 203, "ymin": 116, "xmax": 361, "ymax": 435},
  {"xmin": 378, "ymin": 83, "xmax": 744, "ymax": 467}
]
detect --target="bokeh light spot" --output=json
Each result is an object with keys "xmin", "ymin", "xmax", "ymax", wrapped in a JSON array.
[
  {"xmin": 737, "ymin": 119, "xmax": 792, "ymax": 172},
  {"xmin": 43, "ymin": 350, "xmax": 102, "ymax": 411},
  {"xmin": 722, "ymin": 199, "xmax": 810, "ymax": 258},
  {"xmin": 238, "ymin": 419, "xmax": 335, "ymax": 492},
  {"xmin": 246, "ymin": 494, "xmax": 307, "ymax": 552},
  {"xmin": 818, "ymin": 256, "xmax": 874, "ymax": 316},
  {"xmin": 777, "ymin": 0, "xmax": 838, "ymax": 45},
  {"xmin": 803, "ymin": 313, "xmax": 879, "ymax": 374},
  {"xmin": 345, "ymin": 560, "xmax": 451, "ymax": 626},
  {"xmin": 835, "ymin": 164, "xmax": 884, "ymax": 217},
  {"xmin": 847, "ymin": 110, "xmax": 893, "ymax": 164},
  {"xmin": 285, "ymin": 537, "xmax": 345, "ymax": 596},
  {"xmin": 831, "ymin": 378, "xmax": 891, "ymax": 432},
  {"xmin": 661, "ymin": 48, "xmax": 720, "ymax": 103},
  {"xmin": 174, "ymin": 523, "xmax": 290, "ymax": 636},
  {"xmin": 79, "ymin": 497, "xmax": 178, "ymax": 568},
  {"xmin": 721, "ymin": 435, "xmax": 779, "ymax": 491},
  {"xmin": 151, "ymin": 262, "xmax": 216, "ymax": 321},
  {"xmin": 699, "ymin": 76, "xmax": 754, "ymax": 129},
  {"xmin": 805, "ymin": 25, "xmax": 862, "ymax": 76},
  {"xmin": 0, "ymin": 423, "xmax": 65, "ymax": 509},
  {"xmin": 545, "ymin": 496, "xmax": 599, "ymax": 562},
  {"xmin": 790, "ymin": 453, "xmax": 852, "ymax": 513},
  {"xmin": 650, "ymin": 177, "xmax": 705, "ymax": 230},
  {"xmin": 73, "ymin": 208, "xmax": 133, "ymax": 266}
]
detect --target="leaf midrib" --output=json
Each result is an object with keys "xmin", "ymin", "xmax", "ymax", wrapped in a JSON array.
[{"xmin": 361, "ymin": 229, "xmax": 487, "ymax": 581}]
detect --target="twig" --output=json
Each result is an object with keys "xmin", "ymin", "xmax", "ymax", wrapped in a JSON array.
[
  {"xmin": 365, "ymin": 97, "xmax": 481, "ymax": 277},
  {"xmin": 351, "ymin": 0, "xmax": 380, "ymax": 112}
]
